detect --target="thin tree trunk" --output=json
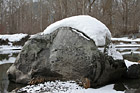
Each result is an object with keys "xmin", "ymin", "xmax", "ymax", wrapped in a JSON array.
[{"xmin": 39, "ymin": 0, "xmax": 43, "ymax": 32}]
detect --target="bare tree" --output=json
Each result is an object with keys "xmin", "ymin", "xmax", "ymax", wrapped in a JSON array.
[
  {"xmin": 0, "ymin": 0, "xmax": 140, "ymax": 37},
  {"xmin": 88, "ymin": 0, "xmax": 96, "ymax": 14}
]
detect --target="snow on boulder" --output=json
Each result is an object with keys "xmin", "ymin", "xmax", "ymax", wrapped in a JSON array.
[
  {"xmin": 42, "ymin": 15, "xmax": 111, "ymax": 46},
  {"xmin": 107, "ymin": 44, "xmax": 123, "ymax": 60}
]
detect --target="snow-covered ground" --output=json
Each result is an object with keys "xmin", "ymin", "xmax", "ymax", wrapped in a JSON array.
[
  {"xmin": 0, "ymin": 45, "xmax": 21, "ymax": 64},
  {"xmin": 0, "ymin": 45, "xmax": 22, "ymax": 53},
  {"xmin": 112, "ymin": 37, "xmax": 140, "ymax": 55},
  {"xmin": 0, "ymin": 33, "xmax": 28, "ymax": 42},
  {"xmin": 116, "ymin": 44, "xmax": 140, "ymax": 48},
  {"xmin": 112, "ymin": 37, "xmax": 140, "ymax": 42},
  {"xmin": 18, "ymin": 81, "xmax": 124, "ymax": 93},
  {"xmin": 0, "ymin": 34, "xmax": 25, "ymax": 64},
  {"xmin": 0, "ymin": 57, "xmax": 16, "ymax": 65}
]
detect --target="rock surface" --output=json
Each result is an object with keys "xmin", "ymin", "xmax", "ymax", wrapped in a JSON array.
[
  {"xmin": 125, "ymin": 64, "xmax": 140, "ymax": 79},
  {"xmin": 12, "ymin": 35, "xmax": 30, "ymax": 46},
  {"xmin": 0, "ymin": 39, "xmax": 9, "ymax": 45},
  {"xmin": 7, "ymin": 27, "xmax": 126, "ymax": 87}
]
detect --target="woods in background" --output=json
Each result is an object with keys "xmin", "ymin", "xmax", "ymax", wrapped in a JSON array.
[{"xmin": 0, "ymin": 0, "xmax": 140, "ymax": 37}]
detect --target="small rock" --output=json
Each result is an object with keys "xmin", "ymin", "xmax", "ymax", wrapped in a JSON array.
[{"xmin": 126, "ymin": 64, "xmax": 140, "ymax": 79}]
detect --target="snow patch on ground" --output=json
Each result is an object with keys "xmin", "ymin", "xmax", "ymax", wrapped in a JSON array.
[
  {"xmin": 116, "ymin": 47, "xmax": 139, "ymax": 52},
  {"xmin": 112, "ymin": 37, "xmax": 140, "ymax": 42},
  {"xmin": 0, "ymin": 45, "xmax": 22, "ymax": 50},
  {"xmin": 0, "ymin": 45, "xmax": 21, "ymax": 64},
  {"xmin": 0, "ymin": 49, "xmax": 21, "ymax": 54},
  {"xmin": 17, "ymin": 81, "xmax": 124, "ymax": 93},
  {"xmin": 0, "ymin": 45, "xmax": 22, "ymax": 54},
  {"xmin": 42, "ymin": 15, "xmax": 111, "ymax": 46},
  {"xmin": 124, "ymin": 60, "xmax": 139, "ymax": 68},
  {"xmin": 115, "ymin": 44, "xmax": 140, "ymax": 47},
  {"xmin": 0, "ymin": 57, "xmax": 16, "ymax": 65},
  {"xmin": 111, "ymin": 37, "xmax": 140, "ymax": 58},
  {"xmin": 0, "ymin": 33, "xmax": 28, "ymax": 42},
  {"xmin": 121, "ymin": 51, "xmax": 140, "ymax": 55},
  {"xmin": 107, "ymin": 44, "xmax": 123, "ymax": 60},
  {"xmin": 98, "ymin": 44, "xmax": 123, "ymax": 60}
]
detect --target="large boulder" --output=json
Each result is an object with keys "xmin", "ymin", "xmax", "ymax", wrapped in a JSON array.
[{"xmin": 7, "ymin": 27, "xmax": 126, "ymax": 87}]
